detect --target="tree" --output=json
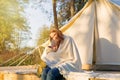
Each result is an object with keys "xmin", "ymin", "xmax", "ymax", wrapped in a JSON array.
[
  {"xmin": 52, "ymin": 0, "xmax": 58, "ymax": 29},
  {"xmin": 0, "ymin": 0, "xmax": 30, "ymax": 52},
  {"xmin": 37, "ymin": 25, "xmax": 50, "ymax": 46},
  {"xmin": 56, "ymin": 0, "xmax": 88, "ymax": 27},
  {"xmin": 24, "ymin": 0, "xmax": 88, "ymax": 28},
  {"xmin": 70, "ymin": 0, "xmax": 75, "ymax": 17}
]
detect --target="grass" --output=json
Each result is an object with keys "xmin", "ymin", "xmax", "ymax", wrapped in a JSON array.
[{"xmin": 0, "ymin": 51, "xmax": 17, "ymax": 64}]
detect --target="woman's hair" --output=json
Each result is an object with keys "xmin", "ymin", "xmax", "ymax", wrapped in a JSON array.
[{"xmin": 50, "ymin": 28, "xmax": 64, "ymax": 42}]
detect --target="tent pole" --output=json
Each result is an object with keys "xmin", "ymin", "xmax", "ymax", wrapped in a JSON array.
[{"xmin": 93, "ymin": 0, "xmax": 99, "ymax": 69}]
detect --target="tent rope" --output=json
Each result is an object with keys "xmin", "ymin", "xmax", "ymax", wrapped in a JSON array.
[
  {"xmin": 16, "ymin": 55, "xmax": 29, "ymax": 66},
  {"xmin": 0, "ymin": 53, "xmax": 21, "ymax": 66},
  {"xmin": 0, "ymin": 45, "xmax": 41, "ymax": 66},
  {"xmin": 8, "ymin": 54, "xmax": 27, "ymax": 66}
]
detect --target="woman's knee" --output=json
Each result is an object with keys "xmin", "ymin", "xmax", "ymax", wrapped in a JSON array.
[
  {"xmin": 46, "ymin": 68, "xmax": 65, "ymax": 80},
  {"xmin": 42, "ymin": 67, "xmax": 51, "ymax": 75},
  {"xmin": 47, "ymin": 68, "xmax": 61, "ymax": 77}
]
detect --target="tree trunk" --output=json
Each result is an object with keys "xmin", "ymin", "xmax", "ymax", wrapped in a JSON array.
[
  {"xmin": 70, "ymin": 0, "xmax": 75, "ymax": 17},
  {"xmin": 52, "ymin": 0, "xmax": 58, "ymax": 29}
]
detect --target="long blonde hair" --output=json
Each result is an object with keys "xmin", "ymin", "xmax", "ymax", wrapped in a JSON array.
[
  {"xmin": 49, "ymin": 28, "xmax": 64, "ymax": 49},
  {"xmin": 50, "ymin": 28, "xmax": 64, "ymax": 42}
]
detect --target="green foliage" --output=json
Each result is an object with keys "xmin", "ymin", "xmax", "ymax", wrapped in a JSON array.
[
  {"xmin": 25, "ymin": 0, "xmax": 88, "ymax": 28},
  {"xmin": 37, "ymin": 25, "xmax": 50, "ymax": 46},
  {"xmin": 75, "ymin": 0, "xmax": 88, "ymax": 12},
  {"xmin": 57, "ymin": 0, "xmax": 88, "ymax": 27},
  {"xmin": 0, "ymin": 0, "xmax": 30, "ymax": 52}
]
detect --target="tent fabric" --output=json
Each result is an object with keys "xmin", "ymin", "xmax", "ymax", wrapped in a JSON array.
[
  {"xmin": 60, "ymin": 0, "xmax": 120, "ymax": 69},
  {"xmin": 41, "ymin": 0, "xmax": 120, "ymax": 70},
  {"xmin": 60, "ymin": 0, "xmax": 95, "ymax": 70},
  {"xmin": 95, "ymin": 0, "xmax": 120, "ymax": 65}
]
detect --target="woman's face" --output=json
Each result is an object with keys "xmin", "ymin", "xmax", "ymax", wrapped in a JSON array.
[{"xmin": 50, "ymin": 32, "xmax": 59, "ymax": 42}]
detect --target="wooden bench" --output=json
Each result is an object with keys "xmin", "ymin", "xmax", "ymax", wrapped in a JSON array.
[
  {"xmin": 0, "ymin": 72, "xmax": 40, "ymax": 80},
  {"xmin": 66, "ymin": 71, "xmax": 120, "ymax": 80}
]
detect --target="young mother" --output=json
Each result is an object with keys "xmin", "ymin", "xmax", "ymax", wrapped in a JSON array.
[{"xmin": 41, "ymin": 28, "xmax": 81, "ymax": 80}]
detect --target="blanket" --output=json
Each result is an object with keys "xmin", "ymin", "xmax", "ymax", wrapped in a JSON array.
[{"xmin": 41, "ymin": 35, "xmax": 81, "ymax": 78}]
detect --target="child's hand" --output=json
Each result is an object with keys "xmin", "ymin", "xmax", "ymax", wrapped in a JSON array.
[
  {"xmin": 48, "ymin": 46, "xmax": 52, "ymax": 48},
  {"xmin": 48, "ymin": 45, "xmax": 57, "ymax": 52},
  {"xmin": 52, "ymin": 46, "xmax": 58, "ymax": 52}
]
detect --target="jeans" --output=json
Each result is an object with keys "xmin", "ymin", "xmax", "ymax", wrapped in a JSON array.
[{"xmin": 41, "ymin": 66, "xmax": 65, "ymax": 80}]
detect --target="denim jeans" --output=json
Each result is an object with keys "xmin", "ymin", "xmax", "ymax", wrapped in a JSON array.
[{"xmin": 41, "ymin": 66, "xmax": 65, "ymax": 80}]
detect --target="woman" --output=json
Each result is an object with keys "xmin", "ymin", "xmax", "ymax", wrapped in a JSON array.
[{"xmin": 41, "ymin": 28, "xmax": 81, "ymax": 80}]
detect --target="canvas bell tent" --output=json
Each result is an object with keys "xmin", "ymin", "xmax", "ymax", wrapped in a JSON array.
[{"xmin": 41, "ymin": 0, "xmax": 120, "ymax": 70}]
